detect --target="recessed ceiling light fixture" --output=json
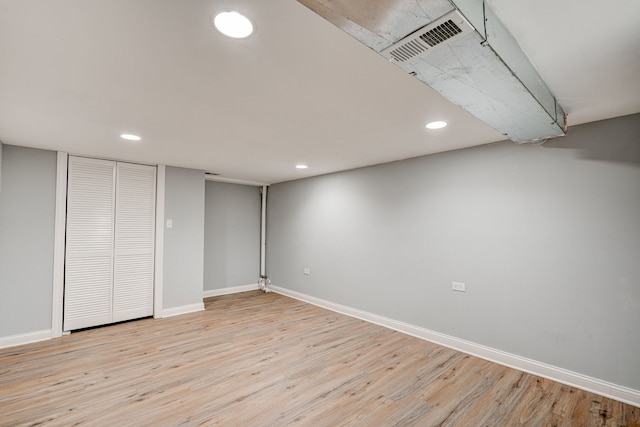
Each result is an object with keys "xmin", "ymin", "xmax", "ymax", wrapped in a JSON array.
[
  {"xmin": 213, "ymin": 11, "xmax": 254, "ymax": 38},
  {"xmin": 296, "ymin": 164, "xmax": 308, "ymax": 170},
  {"xmin": 425, "ymin": 120, "xmax": 447, "ymax": 129},
  {"xmin": 120, "ymin": 133, "xmax": 141, "ymax": 141}
]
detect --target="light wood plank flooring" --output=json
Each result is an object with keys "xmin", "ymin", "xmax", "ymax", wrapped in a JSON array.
[{"xmin": 1, "ymin": 291, "xmax": 638, "ymax": 426}]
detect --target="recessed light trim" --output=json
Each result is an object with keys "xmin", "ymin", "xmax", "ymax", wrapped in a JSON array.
[
  {"xmin": 296, "ymin": 164, "xmax": 308, "ymax": 170},
  {"xmin": 120, "ymin": 133, "xmax": 141, "ymax": 141},
  {"xmin": 213, "ymin": 11, "xmax": 254, "ymax": 39},
  {"xmin": 426, "ymin": 121, "xmax": 448, "ymax": 129}
]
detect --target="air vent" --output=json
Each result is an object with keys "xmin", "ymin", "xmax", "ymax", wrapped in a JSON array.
[
  {"xmin": 298, "ymin": 0, "xmax": 568, "ymax": 142},
  {"xmin": 381, "ymin": 10, "xmax": 474, "ymax": 63},
  {"xmin": 389, "ymin": 39, "xmax": 428, "ymax": 62},
  {"xmin": 420, "ymin": 20, "xmax": 463, "ymax": 47}
]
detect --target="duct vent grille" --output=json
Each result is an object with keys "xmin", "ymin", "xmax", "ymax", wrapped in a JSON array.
[
  {"xmin": 389, "ymin": 39, "xmax": 428, "ymax": 62},
  {"xmin": 381, "ymin": 10, "xmax": 474, "ymax": 63},
  {"xmin": 420, "ymin": 20, "xmax": 462, "ymax": 47}
]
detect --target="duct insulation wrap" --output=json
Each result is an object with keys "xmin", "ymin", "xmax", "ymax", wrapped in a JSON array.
[{"xmin": 297, "ymin": 0, "xmax": 566, "ymax": 142}]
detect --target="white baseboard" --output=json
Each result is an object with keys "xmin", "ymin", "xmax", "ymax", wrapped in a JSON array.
[
  {"xmin": 160, "ymin": 302, "xmax": 205, "ymax": 318},
  {"xmin": 203, "ymin": 283, "xmax": 259, "ymax": 298},
  {"xmin": 0, "ymin": 329, "xmax": 52, "ymax": 350},
  {"xmin": 270, "ymin": 285, "xmax": 640, "ymax": 408}
]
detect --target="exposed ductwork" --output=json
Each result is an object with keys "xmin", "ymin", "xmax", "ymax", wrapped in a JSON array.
[{"xmin": 297, "ymin": 0, "xmax": 567, "ymax": 143}]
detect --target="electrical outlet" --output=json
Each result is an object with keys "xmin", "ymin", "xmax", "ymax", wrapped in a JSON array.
[
  {"xmin": 166, "ymin": 219, "xmax": 173, "ymax": 229},
  {"xmin": 303, "ymin": 268, "xmax": 311, "ymax": 275},
  {"xmin": 452, "ymin": 282, "xmax": 466, "ymax": 292}
]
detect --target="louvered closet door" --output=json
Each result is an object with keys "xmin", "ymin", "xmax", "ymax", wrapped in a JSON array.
[
  {"xmin": 64, "ymin": 157, "xmax": 116, "ymax": 331},
  {"xmin": 112, "ymin": 162, "xmax": 156, "ymax": 322}
]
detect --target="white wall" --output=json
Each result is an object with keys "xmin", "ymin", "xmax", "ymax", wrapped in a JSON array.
[
  {"xmin": 266, "ymin": 114, "xmax": 640, "ymax": 391},
  {"xmin": 204, "ymin": 181, "xmax": 261, "ymax": 290}
]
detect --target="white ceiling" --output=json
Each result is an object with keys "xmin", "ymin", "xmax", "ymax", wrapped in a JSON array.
[{"xmin": 1, "ymin": 0, "xmax": 638, "ymax": 184}]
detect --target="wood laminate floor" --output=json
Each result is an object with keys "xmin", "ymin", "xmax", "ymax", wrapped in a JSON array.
[{"xmin": 0, "ymin": 291, "xmax": 638, "ymax": 426}]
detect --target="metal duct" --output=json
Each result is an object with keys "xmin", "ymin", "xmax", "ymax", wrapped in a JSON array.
[{"xmin": 298, "ymin": 0, "xmax": 567, "ymax": 143}]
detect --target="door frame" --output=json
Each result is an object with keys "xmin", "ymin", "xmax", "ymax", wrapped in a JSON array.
[
  {"xmin": 51, "ymin": 152, "xmax": 67, "ymax": 338},
  {"xmin": 51, "ymin": 154, "xmax": 166, "ymax": 336}
]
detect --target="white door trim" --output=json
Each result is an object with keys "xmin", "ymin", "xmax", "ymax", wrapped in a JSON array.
[
  {"xmin": 51, "ymin": 152, "xmax": 68, "ymax": 339},
  {"xmin": 54, "ymin": 160, "xmax": 166, "ymax": 333},
  {"xmin": 153, "ymin": 165, "xmax": 166, "ymax": 318}
]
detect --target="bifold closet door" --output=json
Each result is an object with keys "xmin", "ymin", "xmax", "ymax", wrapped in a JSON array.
[
  {"xmin": 64, "ymin": 157, "xmax": 116, "ymax": 331},
  {"xmin": 64, "ymin": 157, "xmax": 156, "ymax": 331},
  {"xmin": 112, "ymin": 162, "xmax": 156, "ymax": 322}
]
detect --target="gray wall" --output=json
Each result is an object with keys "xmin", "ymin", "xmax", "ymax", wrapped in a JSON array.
[
  {"xmin": 267, "ymin": 113, "xmax": 640, "ymax": 390},
  {"xmin": 204, "ymin": 181, "xmax": 261, "ymax": 290},
  {"xmin": 0, "ymin": 145, "xmax": 57, "ymax": 336},
  {"xmin": 0, "ymin": 141, "xmax": 3, "ymax": 195},
  {"xmin": 163, "ymin": 166, "xmax": 205, "ymax": 309}
]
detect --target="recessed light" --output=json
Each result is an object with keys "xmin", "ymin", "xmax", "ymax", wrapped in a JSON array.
[
  {"xmin": 120, "ymin": 133, "xmax": 141, "ymax": 141},
  {"xmin": 213, "ymin": 11, "xmax": 254, "ymax": 38},
  {"xmin": 296, "ymin": 164, "xmax": 308, "ymax": 169},
  {"xmin": 426, "ymin": 121, "xmax": 448, "ymax": 129}
]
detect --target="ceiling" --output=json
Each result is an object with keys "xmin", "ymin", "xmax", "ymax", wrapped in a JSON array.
[{"xmin": 1, "ymin": 0, "xmax": 639, "ymax": 184}]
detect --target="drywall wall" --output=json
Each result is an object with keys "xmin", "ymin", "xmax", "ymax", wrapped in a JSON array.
[
  {"xmin": 163, "ymin": 166, "xmax": 205, "ymax": 309},
  {"xmin": 0, "ymin": 141, "xmax": 3, "ymax": 196},
  {"xmin": 0, "ymin": 145, "xmax": 57, "ymax": 337},
  {"xmin": 204, "ymin": 181, "xmax": 261, "ymax": 290},
  {"xmin": 267, "ymin": 113, "xmax": 640, "ymax": 390}
]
